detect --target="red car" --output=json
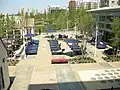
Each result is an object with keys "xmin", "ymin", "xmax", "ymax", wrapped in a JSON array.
[{"xmin": 51, "ymin": 58, "xmax": 68, "ymax": 64}]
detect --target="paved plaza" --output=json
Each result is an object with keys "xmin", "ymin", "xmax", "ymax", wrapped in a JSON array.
[{"xmin": 9, "ymin": 35, "xmax": 120, "ymax": 90}]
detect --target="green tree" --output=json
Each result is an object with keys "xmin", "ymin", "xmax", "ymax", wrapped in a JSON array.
[
  {"xmin": 0, "ymin": 14, "xmax": 5, "ymax": 37},
  {"xmin": 6, "ymin": 13, "xmax": 12, "ymax": 37},
  {"xmin": 76, "ymin": 7, "xmax": 94, "ymax": 36},
  {"xmin": 76, "ymin": 7, "xmax": 95, "ymax": 57},
  {"xmin": 10, "ymin": 15, "xmax": 16, "ymax": 35},
  {"xmin": 112, "ymin": 17, "xmax": 120, "ymax": 55},
  {"xmin": 30, "ymin": 9, "xmax": 35, "ymax": 18},
  {"xmin": 25, "ymin": 11, "xmax": 29, "ymax": 29}
]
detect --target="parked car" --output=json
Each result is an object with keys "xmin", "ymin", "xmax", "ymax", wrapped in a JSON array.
[
  {"xmin": 51, "ymin": 58, "xmax": 68, "ymax": 64},
  {"xmin": 97, "ymin": 42, "xmax": 107, "ymax": 49},
  {"xmin": 104, "ymin": 48, "xmax": 116, "ymax": 55}
]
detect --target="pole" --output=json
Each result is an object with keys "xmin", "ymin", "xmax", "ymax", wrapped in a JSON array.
[
  {"xmin": 94, "ymin": 23, "xmax": 98, "ymax": 57},
  {"xmin": 66, "ymin": 7, "xmax": 68, "ymax": 34},
  {"xmin": 75, "ymin": 21, "xmax": 77, "ymax": 36}
]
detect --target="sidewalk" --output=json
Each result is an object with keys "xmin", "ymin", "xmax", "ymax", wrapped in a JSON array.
[
  {"xmin": 86, "ymin": 43, "xmax": 113, "ymax": 68},
  {"xmin": 10, "ymin": 36, "xmax": 59, "ymax": 90}
]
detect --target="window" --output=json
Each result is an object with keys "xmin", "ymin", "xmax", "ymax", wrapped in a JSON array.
[
  {"xmin": 100, "ymin": 16, "xmax": 106, "ymax": 21},
  {"xmin": 106, "ymin": 24, "xmax": 112, "ymax": 29}
]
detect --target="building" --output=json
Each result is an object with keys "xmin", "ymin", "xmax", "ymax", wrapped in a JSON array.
[
  {"xmin": 100, "ymin": 0, "xmax": 120, "ymax": 7},
  {"xmin": 3, "ymin": 15, "xmax": 35, "ymax": 38},
  {"xmin": 77, "ymin": 0, "xmax": 100, "ymax": 9},
  {"xmin": 48, "ymin": 5, "xmax": 61, "ymax": 13},
  {"xmin": 69, "ymin": 0, "xmax": 76, "ymax": 11},
  {"xmin": 11, "ymin": 15, "xmax": 35, "ymax": 36},
  {"xmin": 0, "ymin": 38, "xmax": 10, "ymax": 90},
  {"xmin": 87, "ymin": 6, "xmax": 120, "ymax": 42},
  {"xmin": 79, "ymin": 2, "xmax": 99, "ymax": 9}
]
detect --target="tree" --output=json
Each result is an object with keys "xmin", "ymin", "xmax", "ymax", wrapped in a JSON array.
[
  {"xmin": 25, "ymin": 11, "xmax": 29, "ymax": 29},
  {"xmin": 76, "ymin": 7, "xmax": 95, "ymax": 57},
  {"xmin": 17, "ymin": 11, "xmax": 21, "ymax": 16},
  {"xmin": 0, "ymin": 14, "xmax": 5, "ymax": 37},
  {"xmin": 6, "ymin": 13, "xmax": 12, "ymax": 37},
  {"xmin": 112, "ymin": 17, "xmax": 120, "ymax": 55},
  {"xmin": 30, "ymin": 9, "xmax": 35, "ymax": 18},
  {"xmin": 21, "ymin": 8, "xmax": 24, "ymax": 16},
  {"xmin": 10, "ymin": 15, "xmax": 16, "ymax": 35}
]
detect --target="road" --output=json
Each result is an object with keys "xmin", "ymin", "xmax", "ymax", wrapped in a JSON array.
[{"xmin": 54, "ymin": 64, "xmax": 84, "ymax": 90}]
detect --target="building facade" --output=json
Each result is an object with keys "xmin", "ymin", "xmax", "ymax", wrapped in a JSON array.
[
  {"xmin": 0, "ymin": 38, "xmax": 10, "ymax": 90},
  {"xmin": 69, "ymin": 0, "xmax": 76, "ymax": 11},
  {"xmin": 48, "ymin": 5, "xmax": 61, "ymax": 13},
  {"xmin": 3, "ymin": 15, "xmax": 35, "ymax": 38},
  {"xmin": 87, "ymin": 6, "xmax": 120, "ymax": 41},
  {"xmin": 100, "ymin": 0, "xmax": 120, "ymax": 7},
  {"xmin": 77, "ymin": 0, "xmax": 100, "ymax": 9},
  {"xmin": 79, "ymin": 1, "xmax": 99, "ymax": 9}
]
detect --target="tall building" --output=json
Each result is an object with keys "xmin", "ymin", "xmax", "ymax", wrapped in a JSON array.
[
  {"xmin": 0, "ymin": 38, "xmax": 10, "ymax": 90},
  {"xmin": 100, "ymin": 0, "xmax": 120, "ymax": 7},
  {"xmin": 69, "ymin": 0, "xmax": 76, "ymax": 11}
]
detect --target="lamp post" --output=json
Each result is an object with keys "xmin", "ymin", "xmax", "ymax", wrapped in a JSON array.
[
  {"xmin": 64, "ymin": 6, "xmax": 69, "ymax": 34},
  {"xmin": 94, "ymin": 14, "xmax": 99, "ymax": 57},
  {"xmin": 74, "ymin": 21, "xmax": 77, "ymax": 36}
]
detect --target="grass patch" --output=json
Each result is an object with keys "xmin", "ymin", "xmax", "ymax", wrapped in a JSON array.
[
  {"xmin": 102, "ymin": 55, "xmax": 120, "ymax": 62},
  {"xmin": 68, "ymin": 57, "xmax": 96, "ymax": 64}
]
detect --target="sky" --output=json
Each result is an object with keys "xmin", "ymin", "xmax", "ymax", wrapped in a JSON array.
[
  {"xmin": 0, "ymin": 0, "xmax": 99, "ymax": 14},
  {"xmin": 0, "ymin": 0, "xmax": 68, "ymax": 14}
]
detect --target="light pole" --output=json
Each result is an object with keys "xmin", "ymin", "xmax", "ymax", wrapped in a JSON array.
[
  {"xmin": 94, "ymin": 14, "xmax": 99, "ymax": 57},
  {"xmin": 64, "ymin": 6, "xmax": 69, "ymax": 34},
  {"xmin": 74, "ymin": 21, "xmax": 77, "ymax": 36}
]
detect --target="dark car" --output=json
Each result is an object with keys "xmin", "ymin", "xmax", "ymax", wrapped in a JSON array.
[
  {"xmin": 104, "ymin": 48, "xmax": 116, "ymax": 55},
  {"xmin": 97, "ymin": 42, "xmax": 107, "ymax": 49}
]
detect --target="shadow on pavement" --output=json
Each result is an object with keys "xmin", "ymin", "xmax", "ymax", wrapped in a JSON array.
[{"xmin": 28, "ymin": 80, "xmax": 120, "ymax": 90}]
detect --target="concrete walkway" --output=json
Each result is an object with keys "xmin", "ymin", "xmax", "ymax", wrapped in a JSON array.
[
  {"xmin": 29, "ymin": 36, "xmax": 59, "ymax": 90},
  {"xmin": 86, "ymin": 43, "xmax": 113, "ymax": 68},
  {"xmin": 10, "ymin": 36, "xmax": 59, "ymax": 90},
  {"xmin": 54, "ymin": 64, "xmax": 84, "ymax": 90},
  {"xmin": 10, "ymin": 60, "xmax": 34, "ymax": 90}
]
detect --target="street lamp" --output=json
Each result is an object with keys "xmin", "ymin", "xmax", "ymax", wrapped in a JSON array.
[
  {"xmin": 74, "ymin": 20, "xmax": 77, "ymax": 36},
  {"xmin": 64, "ymin": 6, "xmax": 69, "ymax": 34},
  {"xmin": 94, "ymin": 14, "xmax": 99, "ymax": 57}
]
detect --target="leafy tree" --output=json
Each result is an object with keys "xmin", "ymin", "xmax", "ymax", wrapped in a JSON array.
[
  {"xmin": 76, "ymin": 7, "xmax": 94, "ymax": 36},
  {"xmin": 0, "ymin": 14, "xmax": 5, "ymax": 37},
  {"xmin": 17, "ymin": 11, "xmax": 21, "ymax": 16},
  {"xmin": 25, "ymin": 11, "xmax": 29, "ymax": 29},
  {"xmin": 10, "ymin": 15, "xmax": 16, "ymax": 35},
  {"xmin": 6, "ymin": 13, "xmax": 12, "ymax": 37},
  {"xmin": 112, "ymin": 17, "xmax": 120, "ymax": 55},
  {"xmin": 30, "ymin": 9, "xmax": 35, "ymax": 18},
  {"xmin": 21, "ymin": 8, "xmax": 24, "ymax": 16},
  {"xmin": 76, "ymin": 7, "xmax": 95, "ymax": 57}
]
